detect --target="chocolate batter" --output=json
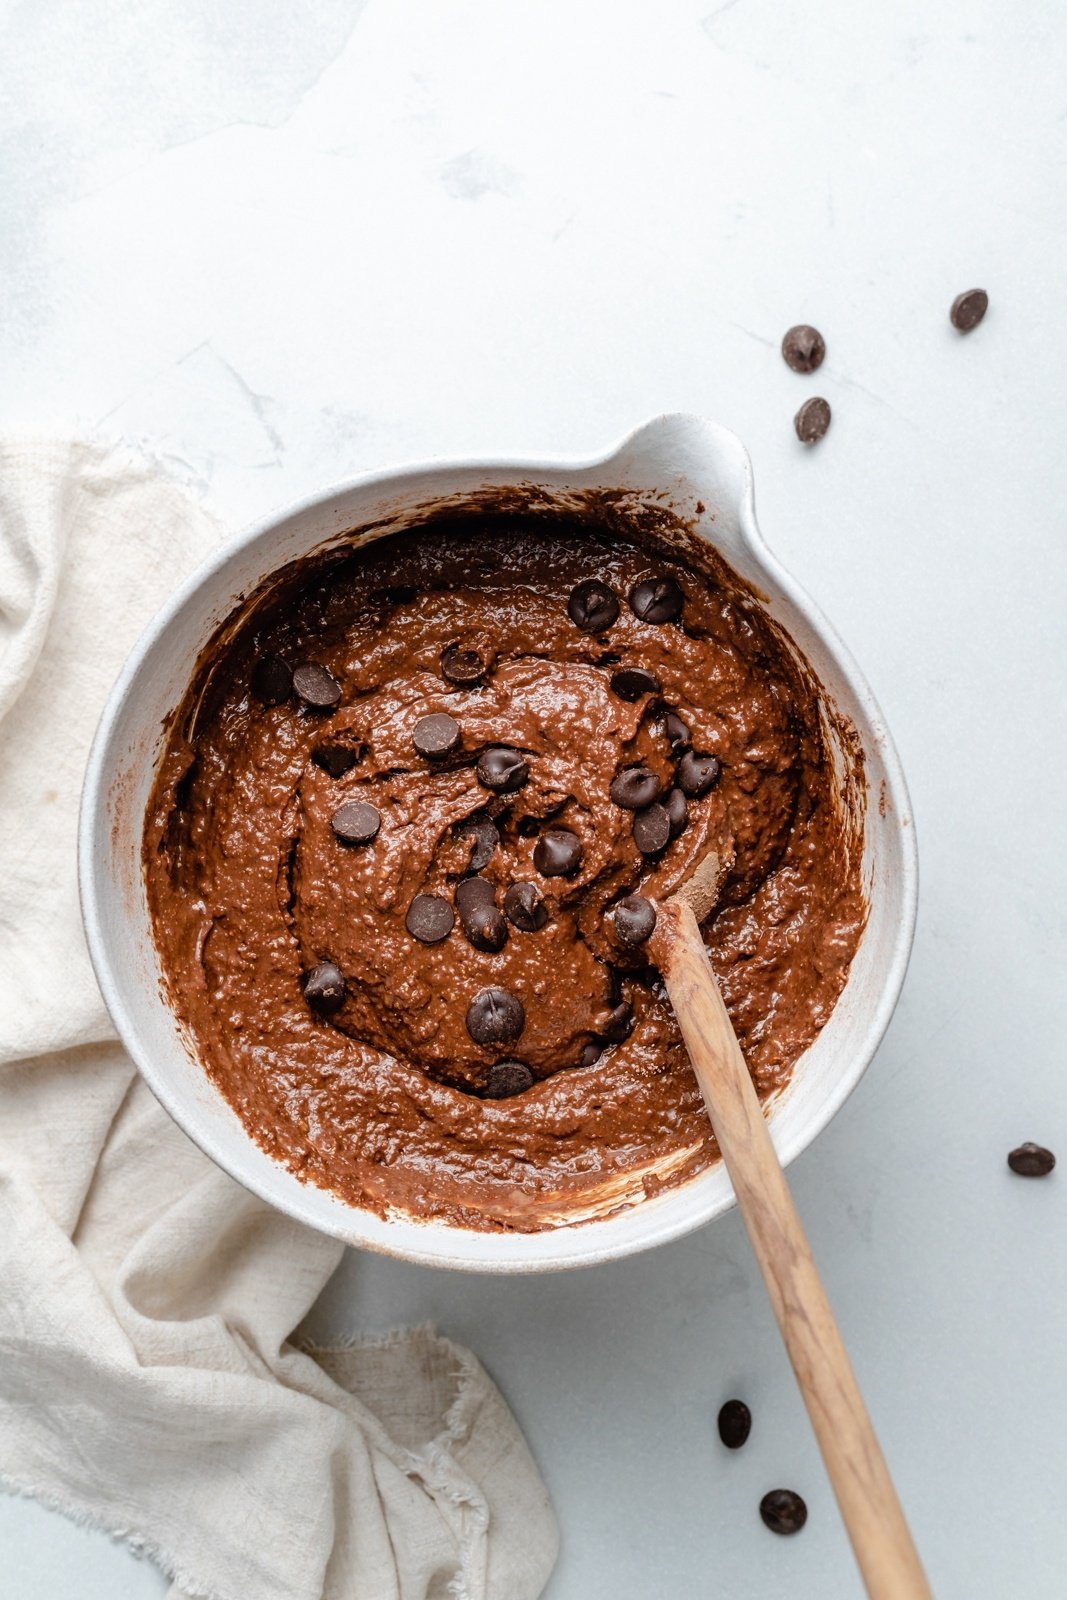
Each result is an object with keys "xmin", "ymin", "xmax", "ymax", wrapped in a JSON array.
[{"xmin": 144, "ymin": 498, "xmax": 866, "ymax": 1230}]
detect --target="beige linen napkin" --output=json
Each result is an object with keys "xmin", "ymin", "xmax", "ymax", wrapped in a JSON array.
[{"xmin": 0, "ymin": 441, "xmax": 558, "ymax": 1600}]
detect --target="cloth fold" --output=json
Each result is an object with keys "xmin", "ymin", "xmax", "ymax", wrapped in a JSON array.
[{"xmin": 0, "ymin": 441, "xmax": 558, "ymax": 1600}]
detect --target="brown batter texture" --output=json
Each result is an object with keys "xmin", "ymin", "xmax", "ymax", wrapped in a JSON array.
[{"xmin": 144, "ymin": 499, "xmax": 866, "ymax": 1230}]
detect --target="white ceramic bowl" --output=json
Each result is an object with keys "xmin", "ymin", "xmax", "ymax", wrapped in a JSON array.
[{"xmin": 80, "ymin": 414, "xmax": 916, "ymax": 1272}]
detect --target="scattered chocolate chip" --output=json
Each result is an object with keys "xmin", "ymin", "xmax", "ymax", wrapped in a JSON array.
[
  {"xmin": 312, "ymin": 743, "xmax": 358, "ymax": 778},
  {"xmin": 601, "ymin": 1002, "xmax": 634, "ymax": 1042},
  {"xmin": 504, "ymin": 881, "xmax": 549, "ymax": 931},
  {"xmin": 781, "ymin": 324, "xmax": 826, "ymax": 373},
  {"xmin": 251, "ymin": 654, "xmax": 292, "ymax": 706},
  {"xmin": 613, "ymin": 894, "xmax": 657, "ymax": 947},
  {"xmin": 760, "ymin": 1490, "xmax": 807, "ymax": 1536},
  {"xmin": 405, "ymin": 893, "xmax": 455, "ymax": 944},
  {"xmin": 665, "ymin": 786, "xmax": 689, "ymax": 839},
  {"xmin": 664, "ymin": 711, "xmax": 690, "ymax": 750},
  {"xmin": 331, "ymin": 799, "xmax": 381, "ymax": 845},
  {"xmin": 292, "ymin": 662, "xmax": 342, "ymax": 710},
  {"xmin": 717, "ymin": 1399, "xmax": 752, "ymax": 1450},
  {"xmin": 459, "ymin": 815, "xmax": 498, "ymax": 871},
  {"xmin": 461, "ymin": 898, "xmax": 509, "ymax": 953},
  {"xmin": 610, "ymin": 666, "xmax": 662, "ymax": 702},
  {"xmin": 534, "ymin": 828, "xmax": 583, "ymax": 877},
  {"xmin": 1008, "ymin": 1142, "xmax": 1056, "ymax": 1177},
  {"xmin": 568, "ymin": 579, "xmax": 619, "ymax": 633},
  {"xmin": 303, "ymin": 961, "xmax": 346, "ymax": 1014},
  {"xmin": 441, "ymin": 643, "xmax": 486, "ymax": 686},
  {"xmin": 413, "ymin": 712, "xmax": 460, "ymax": 759},
  {"xmin": 610, "ymin": 766, "xmax": 663, "ymax": 811},
  {"xmin": 466, "ymin": 987, "xmax": 525, "ymax": 1045},
  {"xmin": 580, "ymin": 1041, "xmax": 604, "ymax": 1069},
  {"xmin": 629, "ymin": 577, "xmax": 685, "ymax": 625},
  {"xmin": 950, "ymin": 288, "xmax": 988, "ymax": 332},
  {"xmin": 633, "ymin": 803, "xmax": 670, "ymax": 855},
  {"xmin": 484, "ymin": 1060, "xmax": 534, "ymax": 1099},
  {"xmin": 794, "ymin": 397, "xmax": 831, "ymax": 445},
  {"xmin": 677, "ymin": 751, "xmax": 721, "ymax": 798},
  {"xmin": 455, "ymin": 876, "xmax": 496, "ymax": 917},
  {"xmin": 477, "ymin": 746, "xmax": 529, "ymax": 794}
]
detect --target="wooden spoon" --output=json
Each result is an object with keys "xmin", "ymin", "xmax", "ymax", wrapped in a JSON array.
[{"xmin": 650, "ymin": 854, "xmax": 931, "ymax": 1599}]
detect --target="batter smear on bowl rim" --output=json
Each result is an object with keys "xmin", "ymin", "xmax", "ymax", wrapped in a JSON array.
[{"xmin": 144, "ymin": 498, "xmax": 867, "ymax": 1230}]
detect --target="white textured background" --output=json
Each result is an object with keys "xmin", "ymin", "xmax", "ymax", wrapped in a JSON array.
[{"xmin": 3, "ymin": 0, "xmax": 1065, "ymax": 1595}]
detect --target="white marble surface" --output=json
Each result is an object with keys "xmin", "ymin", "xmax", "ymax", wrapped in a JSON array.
[{"xmin": 4, "ymin": 0, "xmax": 1066, "ymax": 1594}]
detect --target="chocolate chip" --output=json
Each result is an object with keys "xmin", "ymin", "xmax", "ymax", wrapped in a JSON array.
[
  {"xmin": 664, "ymin": 711, "xmax": 690, "ymax": 750},
  {"xmin": 568, "ymin": 579, "xmax": 619, "ymax": 634},
  {"xmin": 665, "ymin": 786, "xmax": 689, "ymax": 839},
  {"xmin": 331, "ymin": 800, "xmax": 381, "ymax": 845},
  {"xmin": 477, "ymin": 746, "xmax": 529, "ymax": 794},
  {"xmin": 717, "ymin": 1399, "xmax": 751, "ymax": 1450},
  {"xmin": 312, "ymin": 743, "xmax": 358, "ymax": 778},
  {"xmin": 610, "ymin": 666, "xmax": 662, "ymax": 702},
  {"xmin": 461, "ymin": 898, "xmax": 508, "ymax": 953},
  {"xmin": 466, "ymin": 987, "xmax": 525, "ymax": 1045},
  {"xmin": 677, "ymin": 751, "xmax": 721, "ymax": 798},
  {"xmin": 504, "ymin": 881, "xmax": 549, "ymax": 931},
  {"xmin": 441, "ymin": 643, "xmax": 485, "ymax": 686},
  {"xmin": 459, "ymin": 815, "xmax": 498, "ymax": 871},
  {"xmin": 629, "ymin": 577, "xmax": 685, "ymax": 625},
  {"xmin": 794, "ymin": 397, "xmax": 831, "ymax": 445},
  {"xmin": 580, "ymin": 1041, "xmax": 604, "ymax": 1069},
  {"xmin": 413, "ymin": 712, "xmax": 460, "ymax": 759},
  {"xmin": 533, "ymin": 828, "xmax": 583, "ymax": 877},
  {"xmin": 251, "ymin": 654, "xmax": 292, "ymax": 706},
  {"xmin": 1008, "ymin": 1142, "xmax": 1056, "ymax": 1177},
  {"xmin": 613, "ymin": 894, "xmax": 657, "ymax": 947},
  {"xmin": 405, "ymin": 893, "xmax": 454, "ymax": 943},
  {"xmin": 303, "ymin": 961, "xmax": 346, "ymax": 1014},
  {"xmin": 633, "ymin": 803, "xmax": 670, "ymax": 855},
  {"xmin": 609, "ymin": 766, "xmax": 663, "ymax": 811},
  {"xmin": 484, "ymin": 1060, "xmax": 534, "ymax": 1099},
  {"xmin": 601, "ymin": 1002, "xmax": 634, "ymax": 1043},
  {"xmin": 950, "ymin": 288, "xmax": 988, "ymax": 332},
  {"xmin": 455, "ymin": 876, "xmax": 496, "ymax": 917},
  {"xmin": 759, "ymin": 1490, "xmax": 807, "ymax": 1536},
  {"xmin": 781, "ymin": 324, "xmax": 826, "ymax": 373},
  {"xmin": 292, "ymin": 662, "xmax": 342, "ymax": 710}
]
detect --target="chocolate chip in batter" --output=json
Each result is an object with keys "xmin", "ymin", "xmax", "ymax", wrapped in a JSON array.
[
  {"xmin": 629, "ymin": 577, "xmax": 685, "ymax": 625},
  {"xmin": 331, "ymin": 799, "xmax": 381, "ymax": 846},
  {"xmin": 950, "ymin": 288, "xmax": 988, "ymax": 332},
  {"xmin": 677, "ymin": 751, "xmax": 721, "ymax": 798},
  {"xmin": 441, "ymin": 643, "xmax": 486, "ymax": 687},
  {"xmin": 533, "ymin": 828, "xmax": 583, "ymax": 877},
  {"xmin": 251, "ymin": 653, "xmax": 292, "ymax": 706},
  {"xmin": 717, "ymin": 1399, "xmax": 752, "ymax": 1450},
  {"xmin": 292, "ymin": 662, "xmax": 342, "ymax": 711},
  {"xmin": 665, "ymin": 786, "xmax": 689, "ymax": 839},
  {"xmin": 303, "ymin": 961, "xmax": 346, "ymax": 1014},
  {"xmin": 477, "ymin": 746, "xmax": 529, "ymax": 794},
  {"xmin": 458, "ymin": 814, "xmax": 498, "ymax": 872},
  {"xmin": 405, "ymin": 893, "xmax": 455, "ymax": 944},
  {"xmin": 484, "ymin": 1060, "xmax": 534, "ymax": 1098},
  {"xmin": 1008, "ymin": 1142, "xmax": 1056, "ymax": 1177},
  {"xmin": 466, "ymin": 987, "xmax": 525, "ymax": 1045},
  {"xmin": 610, "ymin": 666, "xmax": 662, "ymax": 702},
  {"xmin": 663, "ymin": 711, "xmax": 690, "ymax": 750},
  {"xmin": 504, "ymin": 881, "xmax": 549, "ymax": 931},
  {"xmin": 794, "ymin": 397, "xmax": 831, "ymax": 445},
  {"xmin": 455, "ymin": 876, "xmax": 496, "ymax": 917},
  {"xmin": 610, "ymin": 766, "xmax": 663, "ymax": 811},
  {"xmin": 613, "ymin": 894, "xmax": 657, "ymax": 947},
  {"xmin": 413, "ymin": 712, "xmax": 460, "ymax": 759},
  {"xmin": 568, "ymin": 579, "xmax": 619, "ymax": 634},
  {"xmin": 461, "ymin": 898, "xmax": 509, "ymax": 953},
  {"xmin": 633, "ymin": 802, "xmax": 670, "ymax": 855},
  {"xmin": 580, "ymin": 1041, "xmax": 604, "ymax": 1069},
  {"xmin": 312, "ymin": 743, "xmax": 358, "ymax": 778},
  {"xmin": 781, "ymin": 324, "xmax": 826, "ymax": 373},
  {"xmin": 600, "ymin": 1002, "xmax": 634, "ymax": 1043},
  {"xmin": 759, "ymin": 1489, "xmax": 807, "ymax": 1536}
]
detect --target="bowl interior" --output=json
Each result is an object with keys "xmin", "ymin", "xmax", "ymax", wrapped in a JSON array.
[{"xmin": 81, "ymin": 416, "xmax": 915, "ymax": 1271}]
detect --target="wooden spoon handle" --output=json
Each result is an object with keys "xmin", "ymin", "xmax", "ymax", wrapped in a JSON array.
[{"xmin": 655, "ymin": 899, "xmax": 931, "ymax": 1600}]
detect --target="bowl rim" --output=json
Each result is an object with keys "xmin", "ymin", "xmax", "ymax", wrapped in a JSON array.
[{"xmin": 79, "ymin": 414, "xmax": 918, "ymax": 1271}]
